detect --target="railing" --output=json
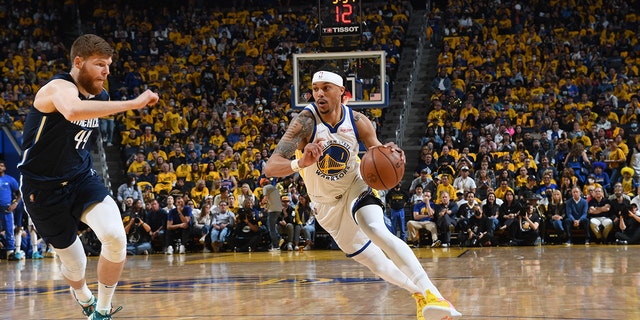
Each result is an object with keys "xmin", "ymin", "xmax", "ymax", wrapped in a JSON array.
[
  {"xmin": 94, "ymin": 133, "xmax": 112, "ymax": 195},
  {"xmin": 394, "ymin": 2, "xmax": 429, "ymax": 148},
  {"xmin": 1, "ymin": 125, "xmax": 22, "ymax": 157}
]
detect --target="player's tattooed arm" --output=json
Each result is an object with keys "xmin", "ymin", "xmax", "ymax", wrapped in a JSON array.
[{"xmin": 273, "ymin": 110, "xmax": 315, "ymax": 159}]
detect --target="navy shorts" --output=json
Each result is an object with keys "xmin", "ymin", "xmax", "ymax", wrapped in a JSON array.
[{"xmin": 20, "ymin": 172, "xmax": 110, "ymax": 249}]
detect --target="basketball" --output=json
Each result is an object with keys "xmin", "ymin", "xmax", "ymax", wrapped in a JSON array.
[{"xmin": 359, "ymin": 145, "xmax": 404, "ymax": 190}]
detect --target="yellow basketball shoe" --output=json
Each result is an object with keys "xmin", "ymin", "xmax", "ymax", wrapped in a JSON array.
[
  {"xmin": 412, "ymin": 292, "xmax": 427, "ymax": 320},
  {"xmin": 421, "ymin": 290, "xmax": 462, "ymax": 320}
]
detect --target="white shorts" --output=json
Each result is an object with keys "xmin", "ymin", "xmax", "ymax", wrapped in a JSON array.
[{"xmin": 313, "ymin": 179, "xmax": 378, "ymax": 255}]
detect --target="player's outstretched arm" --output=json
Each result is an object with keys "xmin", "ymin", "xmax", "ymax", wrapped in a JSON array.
[{"xmin": 34, "ymin": 80, "xmax": 159, "ymax": 121}]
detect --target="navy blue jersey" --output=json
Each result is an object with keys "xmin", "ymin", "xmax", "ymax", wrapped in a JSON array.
[{"xmin": 18, "ymin": 73, "xmax": 109, "ymax": 183}]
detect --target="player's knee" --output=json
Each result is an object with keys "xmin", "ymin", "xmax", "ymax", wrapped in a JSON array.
[
  {"xmin": 100, "ymin": 228, "xmax": 127, "ymax": 263},
  {"xmin": 353, "ymin": 248, "xmax": 388, "ymax": 274},
  {"xmin": 61, "ymin": 258, "xmax": 87, "ymax": 282},
  {"xmin": 359, "ymin": 218, "xmax": 387, "ymax": 235},
  {"xmin": 57, "ymin": 248, "xmax": 87, "ymax": 282}
]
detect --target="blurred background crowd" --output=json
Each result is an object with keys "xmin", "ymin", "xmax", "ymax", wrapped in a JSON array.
[{"xmin": 1, "ymin": 0, "xmax": 640, "ymax": 258}]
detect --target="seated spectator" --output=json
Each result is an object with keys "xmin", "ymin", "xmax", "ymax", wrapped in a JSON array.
[
  {"xmin": 407, "ymin": 191, "xmax": 440, "ymax": 248},
  {"xmin": 278, "ymin": 196, "xmax": 299, "ymax": 251},
  {"xmin": 116, "ymin": 176, "xmax": 143, "ymax": 209},
  {"xmin": 190, "ymin": 179, "xmax": 210, "ymax": 206},
  {"xmin": 166, "ymin": 196, "xmax": 192, "ymax": 254},
  {"xmin": 452, "ymin": 166, "xmax": 476, "ymax": 195},
  {"xmin": 146, "ymin": 198, "xmax": 168, "ymax": 252},
  {"xmin": 193, "ymin": 202, "xmax": 213, "ymax": 247},
  {"xmin": 410, "ymin": 168, "xmax": 436, "ymax": 195},
  {"xmin": 294, "ymin": 194, "xmax": 316, "ymax": 250},
  {"xmin": 494, "ymin": 179, "xmax": 515, "ymax": 201},
  {"xmin": 122, "ymin": 128, "xmax": 142, "ymax": 160},
  {"xmin": 434, "ymin": 191, "xmax": 458, "ymax": 247},
  {"xmin": 155, "ymin": 162, "xmax": 177, "ymax": 195},
  {"xmin": 537, "ymin": 173, "xmax": 558, "ymax": 201},
  {"xmin": 498, "ymin": 190, "xmax": 521, "ymax": 233},
  {"xmin": 545, "ymin": 190, "xmax": 567, "ymax": 243},
  {"xmin": 170, "ymin": 177, "xmax": 190, "ymax": 198},
  {"xmin": 482, "ymin": 192, "xmax": 501, "ymax": 231},
  {"xmin": 236, "ymin": 183, "xmax": 256, "ymax": 209},
  {"xmin": 213, "ymin": 187, "xmax": 233, "ymax": 206},
  {"xmin": 410, "ymin": 185, "xmax": 425, "ymax": 206},
  {"xmin": 592, "ymin": 162, "xmax": 611, "ymax": 192},
  {"xmin": 588, "ymin": 187, "xmax": 613, "ymax": 244},
  {"xmin": 137, "ymin": 164, "xmax": 157, "ymax": 188},
  {"xmin": 209, "ymin": 200, "xmax": 235, "ymax": 252},
  {"xmin": 435, "ymin": 174, "xmax": 456, "ymax": 203},
  {"xmin": 564, "ymin": 186, "xmax": 590, "ymax": 245},
  {"xmin": 620, "ymin": 167, "xmax": 636, "ymax": 197},
  {"xmin": 127, "ymin": 151, "xmax": 149, "ymax": 177}
]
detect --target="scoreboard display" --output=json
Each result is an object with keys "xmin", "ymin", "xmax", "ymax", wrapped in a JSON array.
[{"xmin": 318, "ymin": 0, "xmax": 362, "ymax": 49}]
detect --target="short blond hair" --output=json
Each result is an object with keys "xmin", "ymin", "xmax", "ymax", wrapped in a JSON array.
[{"xmin": 70, "ymin": 34, "xmax": 113, "ymax": 62}]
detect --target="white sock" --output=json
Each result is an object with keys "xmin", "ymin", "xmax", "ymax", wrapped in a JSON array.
[
  {"xmin": 73, "ymin": 284, "xmax": 93, "ymax": 303},
  {"xmin": 355, "ymin": 206, "xmax": 444, "ymax": 298},
  {"xmin": 14, "ymin": 230, "xmax": 22, "ymax": 252},
  {"xmin": 30, "ymin": 229, "xmax": 39, "ymax": 254},
  {"xmin": 97, "ymin": 282, "xmax": 117, "ymax": 314}
]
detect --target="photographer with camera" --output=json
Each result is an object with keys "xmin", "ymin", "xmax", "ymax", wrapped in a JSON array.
[
  {"xmin": 465, "ymin": 204, "xmax": 493, "ymax": 247},
  {"xmin": 122, "ymin": 199, "xmax": 152, "ymax": 255},
  {"xmin": 614, "ymin": 203, "xmax": 640, "ymax": 244},
  {"xmin": 233, "ymin": 207, "xmax": 267, "ymax": 252},
  {"xmin": 508, "ymin": 202, "xmax": 541, "ymax": 246}
]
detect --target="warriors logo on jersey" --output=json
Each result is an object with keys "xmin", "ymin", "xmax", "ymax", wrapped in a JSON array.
[{"xmin": 316, "ymin": 139, "xmax": 352, "ymax": 181}]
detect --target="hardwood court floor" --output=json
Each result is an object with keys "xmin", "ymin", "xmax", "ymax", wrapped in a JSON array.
[{"xmin": 1, "ymin": 245, "xmax": 639, "ymax": 320}]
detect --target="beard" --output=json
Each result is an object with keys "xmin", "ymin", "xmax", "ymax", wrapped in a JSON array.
[{"xmin": 76, "ymin": 65, "xmax": 103, "ymax": 96}]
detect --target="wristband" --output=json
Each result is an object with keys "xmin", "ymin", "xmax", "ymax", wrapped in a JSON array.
[{"xmin": 291, "ymin": 159, "xmax": 301, "ymax": 172}]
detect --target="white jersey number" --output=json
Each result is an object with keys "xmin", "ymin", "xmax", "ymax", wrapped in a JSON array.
[{"xmin": 74, "ymin": 129, "xmax": 92, "ymax": 149}]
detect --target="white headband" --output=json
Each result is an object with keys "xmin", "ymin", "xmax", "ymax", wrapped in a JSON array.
[{"xmin": 312, "ymin": 71, "xmax": 343, "ymax": 87}]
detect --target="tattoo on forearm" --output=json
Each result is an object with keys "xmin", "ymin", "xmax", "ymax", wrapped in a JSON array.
[{"xmin": 274, "ymin": 111, "xmax": 314, "ymax": 159}]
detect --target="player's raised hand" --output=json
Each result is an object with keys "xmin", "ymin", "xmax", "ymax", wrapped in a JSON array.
[
  {"xmin": 301, "ymin": 138, "xmax": 326, "ymax": 167},
  {"xmin": 134, "ymin": 89, "xmax": 160, "ymax": 108}
]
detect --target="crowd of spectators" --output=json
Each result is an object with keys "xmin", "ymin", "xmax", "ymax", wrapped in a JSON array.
[
  {"xmin": 410, "ymin": 0, "xmax": 640, "ymax": 247},
  {"xmin": 5, "ymin": 0, "xmax": 640, "ymax": 256},
  {"xmin": 0, "ymin": 0, "xmax": 412, "ymax": 255}
]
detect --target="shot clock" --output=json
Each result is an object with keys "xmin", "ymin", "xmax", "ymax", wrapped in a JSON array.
[{"xmin": 318, "ymin": 0, "xmax": 362, "ymax": 49}]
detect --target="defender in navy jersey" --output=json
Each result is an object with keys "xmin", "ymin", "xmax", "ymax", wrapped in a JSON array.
[
  {"xmin": 18, "ymin": 34, "xmax": 158, "ymax": 320},
  {"xmin": 264, "ymin": 66, "xmax": 461, "ymax": 320}
]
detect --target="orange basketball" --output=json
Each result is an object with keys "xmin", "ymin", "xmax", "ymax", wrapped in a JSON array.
[{"xmin": 359, "ymin": 145, "xmax": 404, "ymax": 190}]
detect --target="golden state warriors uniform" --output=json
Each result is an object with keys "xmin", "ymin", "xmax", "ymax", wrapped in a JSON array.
[
  {"xmin": 301, "ymin": 104, "xmax": 380, "ymax": 255},
  {"xmin": 18, "ymin": 73, "xmax": 112, "ymax": 248}
]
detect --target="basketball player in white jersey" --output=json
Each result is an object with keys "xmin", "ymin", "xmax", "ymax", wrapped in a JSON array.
[{"xmin": 264, "ymin": 66, "xmax": 461, "ymax": 320}]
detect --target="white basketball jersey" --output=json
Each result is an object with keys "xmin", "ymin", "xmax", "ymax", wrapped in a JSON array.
[{"xmin": 301, "ymin": 104, "xmax": 362, "ymax": 203}]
